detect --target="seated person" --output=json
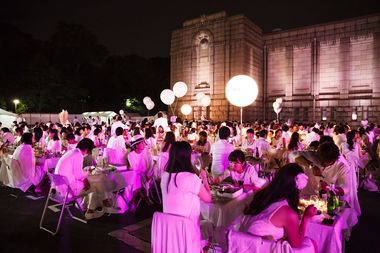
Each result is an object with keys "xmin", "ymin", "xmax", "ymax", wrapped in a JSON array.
[
  {"xmin": 222, "ymin": 150, "xmax": 266, "ymax": 190},
  {"xmin": 241, "ymin": 128, "xmax": 255, "ymax": 153},
  {"xmin": 107, "ymin": 127, "xmax": 127, "ymax": 153},
  {"xmin": 54, "ymin": 138, "xmax": 118, "ymax": 220},
  {"xmin": 65, "ymin": 133, "xmax": 78, "ymax": 151},
  {"xmin": 46, "ymin": 129, "xmax": 61, "ymax": 153},
  {"xmin": 239, "ymin": 163, "xmax": 317, "ymax": 253},
  {"xmin": 161, "ymin": 141, "xmax": 211, "ymax": 232},
  {"xmin": 127, "ymin": 134, "xmax": 154, "ymax": 211},
  {"xmin": 5, "ymin": 133, "xmax": 45, "ymax": 192},
  {"xmin": 1, "ymin": 127, "xmax": 15, "ymax": 146}
]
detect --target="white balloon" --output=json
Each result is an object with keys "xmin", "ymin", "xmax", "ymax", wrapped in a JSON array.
[
  {"xmin": 200, "ymin": 95, "xmax": 211, "ymax": 107},
  {"xmin": 181, "ymin": 104, "xmax": 192, "ymax": 116},
  {"xmin": 173, "ymin": 82, "xmax": 188, "ymax": 98},
  {"xmin": 160, "ymin": 89, "xmax": 175, "ymax": 105},
  {"xmin": 273, "ymin": 101, "xmax": 280, "ymax": 110},
  {"xmin": 146, "ymin": 101, "xmax": 155, "ymax": 110},
  {"xmin": 275, "ymin": 98, "xmax": 283, "ymax": 104},
  {"xmin": 170, "ymin": 116, "xmax": 177, "ymax": 123},
  {"xmin": 119, "ymin": 110, "xmax": 124, "ymax": 115},
  {"xmin": 274, "ymin": 107, "xmax": 282, "ymax": 114},
  {"xmin": 225, "ymin": 75, "xmax": 258, "ymax": 107},
  {"xmin": 196, "ymin": 93, "xmax": 205, "ymax": 102},
  {"xmin": 143, "ymin": 96, "xmax": 152, "ymax": 105}
]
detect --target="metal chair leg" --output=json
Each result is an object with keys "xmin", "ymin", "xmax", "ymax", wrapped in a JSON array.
[{"xmin": 40, "ymin": 190, "xmax": 68, "ymax": 235}]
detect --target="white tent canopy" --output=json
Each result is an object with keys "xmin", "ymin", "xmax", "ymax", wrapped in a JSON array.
[
  {"xmin": 0, "ymin": 108, "xmax": 17, "ymax": 129},
  {"xmin": 82, "ymin": 111, "xmax": 117, "ymax": 124}
]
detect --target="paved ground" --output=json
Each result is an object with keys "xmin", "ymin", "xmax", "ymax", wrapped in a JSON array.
[{"xmin": 0, "ymin": 185, "xmax": 378, "ymax": 253}]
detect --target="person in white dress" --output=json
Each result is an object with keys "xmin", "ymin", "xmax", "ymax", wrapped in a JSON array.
[
  {"xmin": 161, "ymin": 140, "xmax": 211, "ymax": 226},
  {"xmin": 241, "ymin": 128, "xmax": 255, "ymax": 154},
  {"xmin": 239, "ymin": 163, "xmax": 317, "ymax": 253}
]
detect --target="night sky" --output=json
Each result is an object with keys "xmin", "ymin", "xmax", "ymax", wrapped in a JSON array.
[{"xmin": 2, "ymin": 0, "xmax": 380, "ymax": 58}]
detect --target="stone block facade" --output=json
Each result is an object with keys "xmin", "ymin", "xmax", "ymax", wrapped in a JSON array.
[{"xmin": 171, "ymin": 12, "xmax": 380, "ymax": 124}]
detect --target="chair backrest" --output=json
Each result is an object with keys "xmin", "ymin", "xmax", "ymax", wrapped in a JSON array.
[
  {"xmin": 151, "ymin": 212, "xmax": 200, "ymax": 253},
  {"xmin": 227, "ymin": 230, "xmax": 292, "ymax": 253},
  {"xmin": 48, "ymin": 173, "xmax": 76, "ymax": 199}
]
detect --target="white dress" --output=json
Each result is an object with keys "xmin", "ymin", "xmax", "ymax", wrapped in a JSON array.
[
  {"xmin": 239, "ymin": 200, "xmax": 315, "ymax": 253},
  {"xmin": 161, "ymin": 171, "xmax": 202, "ymax": 224}
]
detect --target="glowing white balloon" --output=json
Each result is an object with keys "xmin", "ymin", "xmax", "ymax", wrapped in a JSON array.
[
  {"xmin": 146, "ymin": 101, "xmax": 155, "ymax": 110},
  {"xmin": 196, "ymin": 93, "xmax": 206, "ymax": 102},
  {"xmin": 173, "ymin": 82, "xmax": 188, "ymax": 98},
  {"xmin": 351, "ymin": 112, "xmax": 357, "ymax": 121},
  {"xmin": 181, "ymin": 104, "xmax": 192, "ymax": 116},
  {"xmin": 119, "ymin": 110, "xmax": 124, "ymax": 115},
  {"xmin": 274, "ymin": 107, "xmax": 282, "ymax": 114},
  {"xmin": 275, "ymin": 98, "xmax": 283, "ymax": 104},
  {"xmin": 273, "ymin": 101, "xmax": 280, "ymax": 110},
  {"xmin": 160, "ymin": 89, "xmax": 175, "ymax": 105},
  {"xmin": 225, "ymin": 75, "xmax": 258, "ymax": 107},
  {"xmin": 143, "ymin": 96, "xmax": 152, "ymax": 105},
  {"xmin": 200, "ymin": 95, "xmax": 211, "ymax": 107}
]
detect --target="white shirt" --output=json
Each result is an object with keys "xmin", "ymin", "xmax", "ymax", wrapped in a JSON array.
[
  {"xmin": 107, "ymin": 135, "xmax": 127, "ymax": 152},
  {"xmin": 12, "ymin": 144, "xmax": 35, "ymax": 183},
  {"xmin": 46, "ymin": 140, "xmax": 61, "ymax": 153},
  {"xmin": 252, "ymin": 137, "xmax": 271, "ymax": 158},
  {"xmin": 111, "ymin": 121, "xmax": 125, "ymax": 136},
  {"xmin": 303, "ymin": 131, "xmax": 320, "ymax": 147},
  {"xmin": 223, "ymin": 163, "xmax": 263, "ymax": 187},
  {"xmin": 161, "ymin": 172, "xmax": 202, "ymax": 223},
  {"xmin": 128, "ymin": 149, "xmax": 153, "ymax": 176},
  {"xmin": 210, "ymin": 139, "xmax": 235, "ymax": 176},
  {"xmin": 54, "ymin": 148, "xmax": 87, "ymax": 196},
  {"xmin": 153, "ymin": 117, "xmax": 168, "ymax": 130}
]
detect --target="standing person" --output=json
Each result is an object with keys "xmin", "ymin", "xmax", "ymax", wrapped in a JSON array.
[
  {"xmin": 210, "ymin": 126, "xmax": 235, "ymax": 178},
  {"xmin": 153, "ymin": 112, "xmax": 168, "ymax": 130},
  {"xmin": 193, "ymin": 131, "xmax": 211, "ymax": 169},
  {"xmin": 239, "ymin": 163, "xmax": 317, "ymax": 253},
  {"xmin": 111, "ymin": 115, "xmax": 125, "ymax": 137}
]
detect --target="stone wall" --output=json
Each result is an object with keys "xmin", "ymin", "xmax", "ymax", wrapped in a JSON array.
[{"xmin": 171, "ymin": 12, "xmax": 380, "ymax": 124}]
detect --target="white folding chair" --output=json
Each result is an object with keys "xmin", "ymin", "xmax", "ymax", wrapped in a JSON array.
[
  {"xmin": 227, "ymin": 230, "xmax": 289, "ymax": 253},
  {"xmin": 151, "ymin": 212, "xmax": 201, "ymax": 253},
  {"xmin": 40, "ymin": 173, "xmax": 87, "ymax": 235}
]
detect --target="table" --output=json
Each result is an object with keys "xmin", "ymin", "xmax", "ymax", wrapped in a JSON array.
[
  {"xmin": 200, "ymin": 190, "xmax": 254, "ymax": 228},
  {"xmin": 306, "ymin": 208, "xmax": 356, "ymax": 253}
]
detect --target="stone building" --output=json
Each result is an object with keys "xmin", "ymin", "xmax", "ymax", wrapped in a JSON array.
[{"xmin": 170, "ymin": 11, "xmax": 380, "ymax": 124}]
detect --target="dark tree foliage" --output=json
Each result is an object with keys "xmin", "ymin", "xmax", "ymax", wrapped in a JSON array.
[{"xmin": 0, "ymin": 22, "xmax": 169, "ymax": 114}]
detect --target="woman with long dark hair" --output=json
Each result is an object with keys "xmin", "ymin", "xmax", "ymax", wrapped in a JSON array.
[
  {"xmin": 161, "ymin": 141, "xmax": 211, "ymax": 224},
  {"xmin": 285, "ymin": 132, "xmax": 303, "ymax": 163},
  {"xmin": 239, "ymin": 163, "xmax": 317, "ymax": 252}
]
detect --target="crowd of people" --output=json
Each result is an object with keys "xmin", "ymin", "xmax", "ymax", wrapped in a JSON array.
[{"xmin": 1, "ymin": 113, "xmax": 379, "ymax": 252}]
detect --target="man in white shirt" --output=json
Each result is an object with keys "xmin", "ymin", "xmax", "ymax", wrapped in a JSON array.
[
  {"xmin": 107, "ymin": 127, "xmax": 127, "ymax": 153},
  {"xmin": 54, "ymin": 138, "xmax": 118, "ymax": 219},
  {"xmin": 303, "ymin": 128, "xmax": 320, "ymax": 147},
  {"xmin": 111, "ymin": 115, "xmax": 125, "ymax": 136},
  {"xmin": 252, "ymin": 129, "xmax": 271, "ymax": 158},
  {"xmin": 210, "ymin": 126, "xmax": 235, "ymax": 178},
  {"xmin": 223, "ymin": 150, "xmax": 266, "ymax": 190},
  {"xmin": 295, "ymin": 141, "xmax": 358, "ymax": 215},
  {"xmin": 152, "ymin": 112, "xmax": 168, "ymax": 130}
]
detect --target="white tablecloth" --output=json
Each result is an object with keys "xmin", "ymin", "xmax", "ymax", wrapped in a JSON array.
[
  {"xmin": 200, "ymin": 191, "xmax": 254, "ymax": 228},
  {"xmin": 306, "ymin": 208, "xmax": 356, "ymax": 253}
]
